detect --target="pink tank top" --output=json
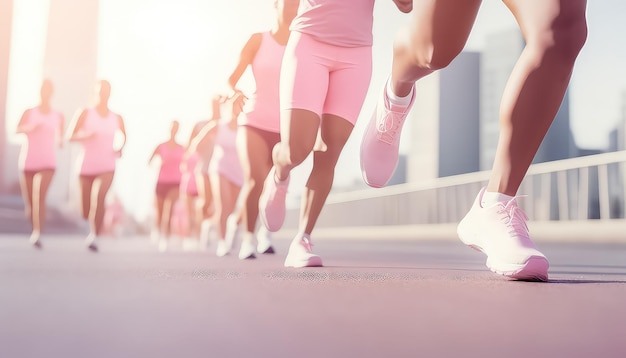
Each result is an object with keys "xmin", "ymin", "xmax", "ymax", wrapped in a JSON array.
[
  {"xmin": 79, "ymin": 108, "xmax": 120, "ymax": 175},
  {"xmin": 290, "ymin": 0, "xmax": 375, "ymax": 47},
  {"xmin": 19, "ymin": 107, "xmax": 62, "ymax": 171},
  {"xmin": 239, "ymin": 31, "xmax": 285, "ymax": 133},
  {"xmin": 156, "ymin": 142, "xmax": 184, "ymax": 184}
]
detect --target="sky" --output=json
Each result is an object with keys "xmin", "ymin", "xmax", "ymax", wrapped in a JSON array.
[{"xmin": 5, "ymin": 0, "xmax": 626, "ymax": 220}]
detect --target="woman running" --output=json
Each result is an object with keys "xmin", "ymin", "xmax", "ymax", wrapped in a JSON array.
[
  {"xmin": 149, "ymin": 120, "xmax": 185, "ymax": 252},
  {"xmin": 226, "ymin": 0, "xmax": 300, "ymax": 260},
  {"xmin": 16, "ymin": 79, "xmax": 64, "ymax": 247},
  {"xmin": 192, "ymin": 94, "xmax": 245, "ymax": 257},
  {"xmin": 66, "ymin": 80, "xmax": 126, "ymax": 251},
  {"xmin": 258, "ymin": 0, "xmax": 409, "ymax": 267},
  {"xmin": 190, "ymin": 95, "xmax": 222, "ymax": 246}
]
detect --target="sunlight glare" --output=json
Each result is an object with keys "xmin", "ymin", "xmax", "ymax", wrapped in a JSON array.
[{"xmin": 5, "ymin": 0, "xmax": 50, "ymax": 144}]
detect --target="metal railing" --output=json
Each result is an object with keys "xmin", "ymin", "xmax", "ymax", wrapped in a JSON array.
[{"xmin": 294, "ymin": 150, "xmax": 626, "ymax": 228}]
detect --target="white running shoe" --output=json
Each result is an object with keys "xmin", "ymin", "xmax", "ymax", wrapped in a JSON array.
[
  {"xmin": 258, "ymin": 167, "xmax": 289, "ymax": 232},
  {"xmin": 360, "ymin": 80, "xmax": 416, "ymax": 188},
  {"xmin": 182, "ymin": 238, "xmax": 199, "ymax": 251},
  {"xmin": 150, "ymin": 228, "xmax": 160, "ymax": 244},
  {"xmin": 216, "ymin": 240, "xmax": 229, "ymax": 257},
  {"xmin": 224, "ymin": 215, "xmax": 240, "ymax": 253},
  {"xmin": 457, "ymin": 187, "xmax": 549, "ymax": 281},
  {"xmin": 238, "ymin": 236, "xmax": 257, "ymax": 260},
  {"xmin": 30, "ymin": 231, "xmax": 42, "ymax": 249},
  {"xmin": 256, "ymin": 226, "xmax": 275, "ymax": 254},
  {"xmin": 199, "ymin": 219, "xmax": 215, "ymax": 249},
  {"xmin": 158, "ymin": 239, "xmax": 168, "ymax": 253},
  {"xmin": 85, "ymin": 234, "xmax": 98, "ymax": 252},
  {"xmin": 284, "ymin": 235, "xmax": 323, "ymax": 268}
]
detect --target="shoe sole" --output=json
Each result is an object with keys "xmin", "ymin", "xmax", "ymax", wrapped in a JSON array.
[
  {"xmin": 466, "ymin": 243, "xmax": 549, "ymax": 282},
  {"xmin": 488, "ymin": 256, "xmax": 549, "ymax": 282},
  {"xmin": 258, "ymin": 246, "xmax": 275, "ymax": 254},
  {"xmin": 284, "ymin": 256, "xmax": 323, "ymax": 268},
  {"xmin": 458, "ymin": 225, "xmax": 549, "ymax": 282},
  {"xmin": 239, "ymin": 253, "xmax": 256, "ymax": 260}
]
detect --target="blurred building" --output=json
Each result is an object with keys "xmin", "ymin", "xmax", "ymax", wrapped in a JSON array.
[
  {"xmin": 480, "ymin": 29, "xmax": 578, "ymax": 170},
  {"xmin": 403, "ymin": 28, "xmax": 579, "ymax": 190},
  {"xmin": 608, "ymin": 90, "xmax": 626, "ymax": 152},
  {"xmin": 0, "ymin": 0, "xmax": 13, "ymax": 194},
  {"xmin": 42, "ymin": 0, "xmax": 100, "ymax": 214},
  {"xmin": 406, "ymin": 51, "xmax": 481, "ymax": 182},
  {"xmin": 1, "ymin": 0, "xmax": 99, "ymax": 217}
]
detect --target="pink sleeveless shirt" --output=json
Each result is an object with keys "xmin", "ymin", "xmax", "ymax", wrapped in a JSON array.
[
  {"xmin": 239, "ymin": 31, "xmax": 285, "ymax": 133},
  {"xmin": 290, "ymin": 0, "xmax": 375, "ymax": 47},
  {"xmin": 156, "ymin": 142, "xmax": 185, "ymax": 184},
  {"xmin": 78, "ymin": 108, "xmax": 120, "ymax": 175},
  {"xmin": 19, "ymin": 107, "xmax": 62, "ymax": 171}
]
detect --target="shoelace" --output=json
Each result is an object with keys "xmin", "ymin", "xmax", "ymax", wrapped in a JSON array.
[
  {"xmin": 376, "ymin": 107, "xmax": 406, "ymax": 144},
  {"xmin": 497, "ymin": 197, "xmax": 530, "ymax": 238},
  {"xmin": 300, "ymin": 237, "xmax": 314, "ymax": 253}
]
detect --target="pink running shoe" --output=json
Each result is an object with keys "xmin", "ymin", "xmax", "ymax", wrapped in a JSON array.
[
  {"xmin": 457, "ymin": 187, "xmax": 549, "ymax": 282},
  {"xmin": 258, "ymin": 167, "xmax": 289, "ymax": 232},
  {"xmin": 284, "ymin": 235, "xmax": 323, "ymax": 268},
  {"xmin": 360, "ymin": 81, "xmax": 416, "ymax": 188}
]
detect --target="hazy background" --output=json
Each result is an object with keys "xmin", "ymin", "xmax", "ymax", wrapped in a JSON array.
[{"xmin": 4, "ymin": 0, "xmax": 626, "ymax": 222}]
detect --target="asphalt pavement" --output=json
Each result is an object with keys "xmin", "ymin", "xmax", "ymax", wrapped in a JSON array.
[{"xmin": 1, "ymin": 232, "xmax": 625, "ymax": 358}]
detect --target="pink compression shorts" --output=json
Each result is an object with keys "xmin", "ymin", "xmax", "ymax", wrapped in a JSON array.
[{"xmin": 280, "ymin": 31, "xmax": 372, "ymax": 125}]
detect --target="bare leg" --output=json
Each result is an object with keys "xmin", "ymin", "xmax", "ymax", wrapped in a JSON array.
[
  {"xmin": 237, "ymin": 127, "xmax": 274, "ymax": 234},
  {"xmin": 273, "ymin": 109, "xmax": 320, "ymax": 180},
  {"xmin": 300, "ymin": 115, "xmax": 353, "ymax": 235},
  {"xmin": 391, "ymin": 0, "xmax": 482, "ymax": 96},
  {"xmin": 155, "ymin": 195, "xmax": 165, "ymax": 236},
  {"xmin": 211, "ymin": 173, "xmax": 241, "ymax": 240},
  {"xmin": 162, "ymin": 188, "xmax": 180, "ymax": 238},
  {"xmin": 197, "ymin": 173, "xmax": 214, "ymax": 219},
  {"xmin": 488, "ymin": 0, "xmax": 587, "ymax": 195},
  {"xmin": 184, "ymin": 193, "xmax": 198, "ymax": 238},
  {"xmin": 90, "ymin": 172, "xmax": 114, "ymax": 236},
  {"xmin": 79, "ymin": 176, "xmax": 95, "ymax": 220},
  {"xmin": 19, "ymin": 171, "xmax": 35, "ymax": 226},
  {"xmin": 31, "ymin": 170, "xmax": 54, "ymax": 235}
]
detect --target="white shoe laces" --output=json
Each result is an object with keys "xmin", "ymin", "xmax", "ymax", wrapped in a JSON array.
[
  {"xmin": 376, "ymin": 108, "xmax": 405, "ymax": 145},
  {"xmin": 496, "ymin": 198, "xmax": 530, "ymax": 238},
  {"xmin": 300, "ymin": 237, "xmax": 314, "ymax": 253}
]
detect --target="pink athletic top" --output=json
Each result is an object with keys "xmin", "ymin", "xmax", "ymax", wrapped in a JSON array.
[
  {"xmin": 239, "ymin": 31, "xmax": 285, "ymax": 133},
  {"xmin": 290, "ymin": 0, "xmax": 375, "ymax": 47},
  {"xmin": 209, "ymin": 122, "xmax": 243, "ymax": 187},
  {"xmin": 156, "ymin": 142, "xmax": 184, "ymax": 184},
  {"xmin": 78, "ymin": 108, "xmax": 120, "ymax": 175},
  {"xmin": 19, "ymin": 107, "xmax": 62, "ymax": 171}
]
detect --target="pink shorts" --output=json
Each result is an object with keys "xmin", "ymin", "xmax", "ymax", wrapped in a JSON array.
[{"xmin": 280, "ymin": 31, "xmax": 372, "ymax": 125}]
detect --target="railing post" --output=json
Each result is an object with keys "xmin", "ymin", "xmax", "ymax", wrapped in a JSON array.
[
  {"xmin": 578, "ymin": 167, "xmax": 589, "ymax": 220},
  {"xmin": 557, "ymin": 170, "xmax": 569, "ymax": 220},
  {"xmin": 598, "ymin": 164, "xmax": 610, "ymax": 220}
]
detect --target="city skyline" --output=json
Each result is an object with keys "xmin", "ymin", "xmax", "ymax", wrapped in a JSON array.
[{"xmin": 2, "ymin": 0, "xmax": 626, "ymax": 221}]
